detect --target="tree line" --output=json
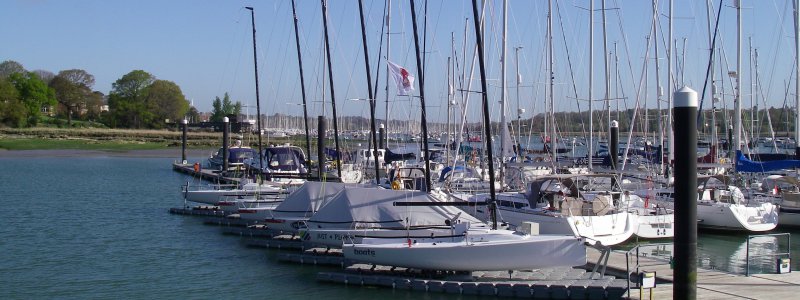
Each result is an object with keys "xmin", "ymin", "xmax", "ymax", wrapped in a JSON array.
[{"xmin": 0, "ymin": 60, "xmax": 243, "ymax": 129}]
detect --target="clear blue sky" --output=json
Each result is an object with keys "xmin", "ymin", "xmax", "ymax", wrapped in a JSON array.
[{"xmin": 1, "ymin": 0, "xmax": 796, "ymax": 125}]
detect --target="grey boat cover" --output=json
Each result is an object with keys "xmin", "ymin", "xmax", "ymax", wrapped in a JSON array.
[
  {"xmin": 271, "ymin": 181, "xmax": 351, "ymax": 219},
  {"xmin": 306, "ymin": 188, "xmax": 485, "ymax": 229}
]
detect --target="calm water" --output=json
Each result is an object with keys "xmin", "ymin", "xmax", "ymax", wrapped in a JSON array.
[{"xmin": 1, "ymin": 155, "xmax": 798, "ymax": 298}]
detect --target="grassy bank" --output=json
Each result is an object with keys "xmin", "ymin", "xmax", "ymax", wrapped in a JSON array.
[
  {"xmin": 0, "ymin": 128, "xmax": 223, "ymax": 151},
  {"xmin": 0, "ymin": 128, "xmax": 324, "ymax": 151}
]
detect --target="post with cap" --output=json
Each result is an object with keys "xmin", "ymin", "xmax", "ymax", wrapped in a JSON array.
[
  {"xmin": 610, "ymin": 120, "xmax": 619, "ymax": 170},
  {"xmin": 181, "ymin": 119, "xmax": 188, "ymax": 163},
  {"xmin": 222, "ymin": 117, "xmax": 230, "ymax": 172},
  {"xmin": 673, "ymin": 86, "xmax": 698, "ymax": 299}
]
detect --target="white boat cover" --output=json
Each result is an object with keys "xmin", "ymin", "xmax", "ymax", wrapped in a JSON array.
[{"xmin": 306, "ymin": 188, "xmax": 484, "ymax": 229}]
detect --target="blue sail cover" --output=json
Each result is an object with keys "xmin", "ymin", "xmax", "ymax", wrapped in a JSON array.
[{"xmin": 735, "ymin": 150, "xmax": 800, "ymax": 173}]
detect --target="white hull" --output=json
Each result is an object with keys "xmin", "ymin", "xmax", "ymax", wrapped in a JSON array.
[
  {"xmin": 343, "ymin": 231, "xmax": 586, "ymax": 271},
  {"xmin": 696, "ymin": 202, "xmax": 778, "ymax": 231},
  {"xmin": 630, "ymin": 213, "xmax": 674, "ymax": 239},
  {"xmin": 486, "ymin": 208, "xmax": 635, "ymax": 246},
  {"xmin": 185, "ymin": 183, "xmax": 289, "ymax": 205}
]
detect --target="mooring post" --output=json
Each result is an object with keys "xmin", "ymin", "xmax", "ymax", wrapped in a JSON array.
[
  {"xmin": 673, "ymin": 86, "xmax": 698, "ymax": 299},
  {"xmin": 379, "ymin": 123, "xmax": 385, "ymax": 149},
  {"xmin": 610, "ymin": 120, "xmax": 619, "ymax": 170},
  {"xmin": 181, "ymin": 119, "xmax": 188, "ymax": 164},
  {"xmin": 222, "ymin": 117, "xmax": 230, "ymax": 172},
  {"xmin": 317, "ymin": 116, "xmax": 326, "ymax": 179}
]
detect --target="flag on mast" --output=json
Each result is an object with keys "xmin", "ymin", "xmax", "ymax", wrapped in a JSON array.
[{"xmin": 387, "ymin": 61, "xmax": 415, "ymax": 96}]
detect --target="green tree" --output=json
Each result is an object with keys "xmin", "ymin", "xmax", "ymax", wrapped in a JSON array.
[
  {"xmin": 8, "ymin": 72, "xmax": 56, "ymax": 126},
  {"xmin": 0, "ymin": 78, "xmax": 27, "ymax": 127},
  {"xmin": 50, "ymin": 69, "xmax": 95, "ymax": 125},
  {"xmin": 211, "ymin": 96, "xmax": 224, "ymax": 122},
  {"xmin": 107, "ymin": 70, "xmax": 155, "ymax": 128},
  {"xmin": 210, "ymin": 92, "xmax": 242, "ymax": 122},
  {"xmin": 85, "ymin": 91, "xmax": 105, "ymax": 121},
  {"xmin": 0, "ymin": 60, "xmax": 25, "ymax": 78},
  {"xmin": 186, "ymin": 106, "xmax": 200, "ymax": 123},
  {"xmin": 146, "ymin": 79, "xmax": 189, "ymax": 128}
]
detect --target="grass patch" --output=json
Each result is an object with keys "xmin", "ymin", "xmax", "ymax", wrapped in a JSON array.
[{"xmin": 0, "ymin": 138, "xmax": 170, "ymax": 151}]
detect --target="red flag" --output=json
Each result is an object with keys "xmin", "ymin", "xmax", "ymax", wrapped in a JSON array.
[{"xmin": 387, "ymin": 61, "xmax": 415, "ymax": 96}]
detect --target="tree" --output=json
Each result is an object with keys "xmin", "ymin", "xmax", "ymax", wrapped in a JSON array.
[
  {"xmin": 211, "ymin": 96, "xmax": 224, "ymax": 122},
  {"xmin": 85, "ymin": 91, "xmax": 105, "ymax": 121},
  {"xmin": 8, "ymin": 72, "xmax": 56, "ymax": 126},
  {"xmin": 32, "ymin": 70, "xmax": 55, "ymax": 84},
  {"xmin": 0, "ymin": 60, "xmax": 25, "ymax": 78},
  {"xmin": 107, "ymin": 70, "xmax": 154, "ymax": 128},
  {"xmin": 50, "ymin": 69, "xmax": 95, "ymax": 125},
  {"xmin": 186, "ymin": 106, "xmax": 200, "ymax": 123},
  {"xmin": 210, "ymin": 92, "xmax": 242, "ymax": 122},
  {"xmin": 146, "ymin": 79, "xmax": 189, "ymax": 128},
  {"xmin": 0, "ymin": 78, "xmax": 26, "ymax": 127}
]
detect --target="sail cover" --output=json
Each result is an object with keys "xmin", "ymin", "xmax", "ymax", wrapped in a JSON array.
[
  {"xmin": 735, "ymin": 150, "xmax": 800, "ymax": 173},
  {"xmin": 271, "ymin": 181, "xmax": 350, "ymax": 219},
  {"xmin": 307, "ymin": 188, "xmax": 484, "ymax": 229}
]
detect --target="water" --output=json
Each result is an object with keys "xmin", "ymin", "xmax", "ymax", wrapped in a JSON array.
[
  {"xmin": 0, "ymin": 155, "xmax": 467, "ymax": 299},
  {"xmin": 1, "ymin": 155, "xmax": 798, "ymax": 298}
]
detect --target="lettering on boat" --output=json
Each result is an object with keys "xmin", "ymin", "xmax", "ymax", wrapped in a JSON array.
[{"xmin": 352, "ymin": 249, "xmax": 375, "ymax": 257}]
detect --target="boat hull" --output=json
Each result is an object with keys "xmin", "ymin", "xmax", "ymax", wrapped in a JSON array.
[
  {"xmin": 696, "ymin": 202, "xmax": 778, "ymax": 231},
  {"xmin": 343, "ymin": 233, "xmax": 586, "ymax": 271}
]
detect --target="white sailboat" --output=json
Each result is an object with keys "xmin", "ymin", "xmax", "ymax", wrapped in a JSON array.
[
  {"xmin": 452, "ymin": 173, "xmax": 636, "ymax": 246},
  {"xmin": 343, "ymin": 222, "xmax": 586, "ymax": 271}
]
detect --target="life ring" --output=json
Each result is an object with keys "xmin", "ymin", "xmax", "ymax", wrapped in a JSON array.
[{"xmin": 391, "ymin": 180, "xmax": 401, "ymax": 190}]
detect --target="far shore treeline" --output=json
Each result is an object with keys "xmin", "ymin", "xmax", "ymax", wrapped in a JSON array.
[
  {"xmin": 0, "ymin": 60, "xmax": 240, "ymax": 130},
  {"xmin": 2, "ymin": 59, "xmax": 798, "ymax": 137}
]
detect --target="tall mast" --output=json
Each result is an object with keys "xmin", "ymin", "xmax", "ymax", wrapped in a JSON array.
[
  {"xmin": 471, "ymin": 0, "xmax": 498, "ymax": 230},
  {"xmin": 734, "ymin": 0, "xmax": 742, "ymax": 159},
  {"xmin": 548, "ymin": 0, "xmax": 556, "ymax": 159},
  {"xmin": 245, "ymin": 7, "xmax": 264, "ymax": 171},
  {"xmin": 357, "ymin": 0, "xmax": 381, "ymax": 184},
  {"xmin": 385, "ymin": 0, "xmax": 391, "ymax": 148},
  {"xmin": 290, "ymin": 0, "xmax": 312, "ymax": 171},
  {"xmin": 706, "ymin": 0, "xmax": 717, "ymax": 155},
  {"xmin": 653, "ymin": 0, "xmax": 665, "ymax": 175},
  {"xmin": 409, "ymin": 0, "xmax": 432, "ymax": 190},
  {"xmin": 667, "ymin": 0, "xmax": 674, "ymax": 169},
  {"xmin": 320, "ymin": 0, "xmax": 342, "ymax": 179},
  {"xmin": 588, "ymin": 0, "xmax": 594, "ymax": 170},
  {"xmin": 602, "ymin": 0, "xmax": 611, "ymax": 132},
  {"xmin": 795, "ymin": 0, "xmax": 800, "ymax": 159},
  {"xmin": 500, "ymin": 0, "xmax": 509, "ymax": 163},
  {"xmin": 515, "ymin": 46, "xmax": 523, "ymax": 159}
]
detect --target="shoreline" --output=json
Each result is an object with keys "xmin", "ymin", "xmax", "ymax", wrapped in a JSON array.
[{"xmin": 0, "ymin": 148, "xmax": 215, "ymax": 158}]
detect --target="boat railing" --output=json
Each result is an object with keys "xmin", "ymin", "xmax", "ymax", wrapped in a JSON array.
[
  {"xmin": 745, "ymin": 233, "xmax": 791, "ymax": 276},
  {"xmin": 624, "ymin": 242, "xmax": 673, "ymax": 299}
]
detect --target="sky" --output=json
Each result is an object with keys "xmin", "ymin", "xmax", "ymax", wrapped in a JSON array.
[{"xmin": 1, "ymin": 0, "xmax": 797, "ymax": 126}]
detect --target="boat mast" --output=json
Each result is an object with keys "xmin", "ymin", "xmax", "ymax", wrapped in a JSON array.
[
  {"xmin": 734, "ymin": 0, "xmax": 742, "ymax": 160},
  {"xmin": 602, "ymin": 0, "xmax": 611, "ymax": 137},
  {"xmin": 501, "ymin": 0, "xmax": 509, "ymax": 164},
  {"xmin": 795, "ymin": 0, "xmax": 800, "ymax": 159},
  {"xmin": 548, "ymin": 0, "xmax": 556, "ymax": 159},
  {"xmin": 588, "ymin": 0, "xmax": 594, "ymax": 170},
  {"xmin": 667, "ymin": 0, "xmax": 674, "ymax": 173},
  {"xmin": 409, "ymin": 0, "xmax": 432, "ymax": 190},
  {"xmin": 653, "ymin": 0, "xmax": 664, "ymax": 175},
  {"xmin": 515, "ymin": 46, "xmax": 523, "ymax": 159},
  {"xmin": 706, "ymin": 0, "xmax": 717, "ymax": 158},
  {"xmin": 357, "ymin": 0, "xmax": 381, "ymax": 184},
  {"xmin": 471, "ymin": 0, "xmax": 498, "ymax": 230},
  {"xmin": 290, "ymin": 0, "xmax": 312, "ymax": 172},
  {"xmin": 320, "ymin": 0, "xmax": 343, "ymax": 179},
  {"xmin": 245, "ymin": 7, "xmax": 264, "ymax": 171},
  {"xmin": 385, "ymin": 0, "xmax": 391, "ymax": 148}
]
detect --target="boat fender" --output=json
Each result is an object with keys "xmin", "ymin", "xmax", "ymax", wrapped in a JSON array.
[
  {"xmin": 193, "ymin": 162, "xmax": 200, "ymax": 172},
  {"xmin": 391, "ymin": 180, "xmax": 401, "ymax": 190}
]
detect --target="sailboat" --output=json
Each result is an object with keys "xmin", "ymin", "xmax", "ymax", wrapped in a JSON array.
[{"xmin": 341, "ymin": 0, "xmax": 587, "ymax": 272}]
